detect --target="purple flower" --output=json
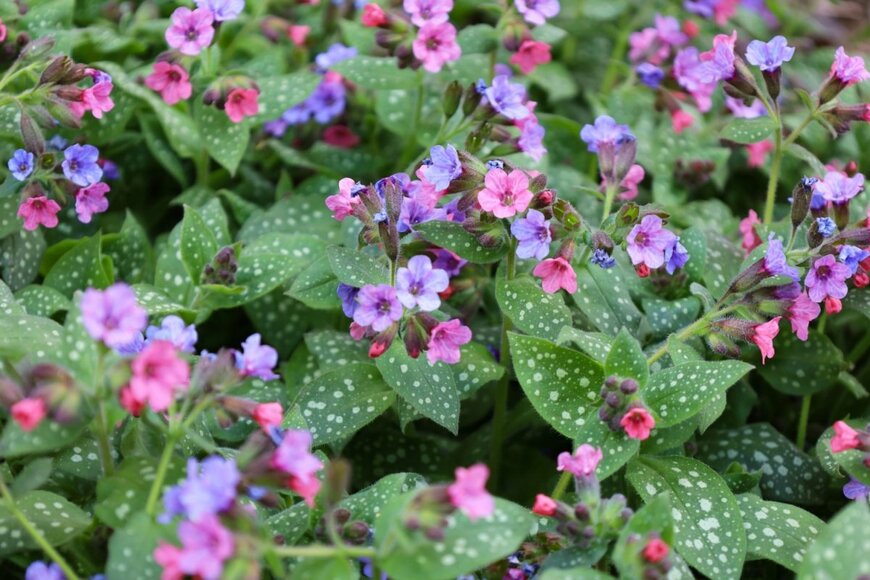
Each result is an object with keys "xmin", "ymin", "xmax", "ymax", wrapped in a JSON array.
[
  {"xmin": 308, "ymin": 81, "xmax": 346, "ymax": 124},
  {"xmin": 816, "ymin": 217, "xmax": 836, "ymax": 238},
  {"xmin": 234, "ymin": 333, "xmax": 279, "ymax": 380},
  {"xmin": 264, "ymin": 119, "xmax": 288, "ymax": 137},
  {"xmin": 353, "ymin": 284, "xmax": 404, "ymax": 331},
  {"xmin": 165, "ymin": 7, "xmax": 215, "ymax": 56},
  {"xmin": 315, "ymin": 43, "xmax": 358, "ymax": 73},
  {"xmin": 763, "ymin": 235, "xmax": 800, "ymax": 281},
  {"xmin": 511, "ymin": 209, "xmax": 551, "ymax": 260},
  {"xmin": 745, "ymin": 36, "xmax": 795, "ymax": 71},
  {"xmin": 814, "ymin": 171, "xmax": 864, "ymax": 205},
  {"xmin": 725, "ymin": 97, "xmax": 767, "ymax": 119},
  {"xmin": 838, "ymin": 245, "xmax": 870, "ymax": 275},
  {"xmin": 195, "ymin": 0, "xmax": 245, "ymax": 21},
  {"xmin": 282, "ymin": 102, "xmax": 312, "ymax": 125},
  {"xmin": 674, "ymin": 47, "xmax": 717, "ymax": 112},
  {"xmin": 700, "ymin": 33, "xmax": 736, "ymax": 83},
  {"xmin": 518, "ymin": 118, "xmax": 547, "ymax": 162},
  {"xmin": 831, "ymin": 47, "xmax": 870, "ymax": 86},
  {"xmin": 579, "ymin": 115, "xmax": 635, "ymax": 153},
  {"xmin": 484, "ymin": 75, "xmax": 530, "ymax": 120},
  {"xmin": 47, "ymin": 135, "xmax": 68, "ymax": 150},
  {"xmin": 805, "ymin": 254, "xmax": 851, "ymax": 303},
  {"xmin": 426, "ymin": 145, "xmax": 461, "ymax": 190},
  {"xmin": 398, "ymin": 197, "xmax": 440, "ymax": 233},
  {"xmin": 81, "ymin": 283, "xmax": 148, "ymax": 348},
  {"xmin": 396, "ymin": 255, "xmax": 449, "ymax": 311},
  {"xmin": 636, "ymin": 63, "xmax": 665, "ymax": 89},
  {"xmin": 161, "ymin": 457, "xmax": 240, "ymax": 523},
  {"xmin": 590, "ymin": 249, "xmax": 616, "ymax": 269},
  {"xmin": 62, "ymin": 144, "xmax": 102, "ymax": 187},
  {"xmin": 102, "ymin": 160, "xmax": 120, "ymax": 180},
  {"xmin": 515, "ymin": 0, "xmax": 560, "ymax": 26},
  {"xmin": 25, "ymin": 561, "xmax": 65, "ymax": 580},
  {"xmin": 683, "ymin": 0, "xmax": 715, "ymax": 18},
  {"xmin": 146, "ymin": 315, "xmax": 197, "ymax": 353},
  {"xmin": 337, "ymin": 283, "xmax": 360, "ymax": 318},
  {"xmin": 626, "ymin": 215, "xmax": 677, "ymax": 269},
  {"xmin": 843, "ymin": 478, "xmax": 870, "ymax": 500},
  {"xmin": 8, "ymin": 149, "xmax": 34, "ymax": 181},
  {"xmin": 403, "ymin": 0, "xmax": 453, "ymax": 27},
  {"xmin": 664, "ymin": 237, "xmax": 690, "ymax": 274},
  {"xmin": 115, "ymin": 333, "xmax": 145, "ymax": 356},
  {"xmin": 431, "ymin": 249, "xmax": 467, "ymax": 277}
]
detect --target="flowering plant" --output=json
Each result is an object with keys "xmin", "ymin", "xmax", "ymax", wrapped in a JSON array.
[{"xmin": 0, "ymin": 0, "xmax": 868, "ymax": 578}]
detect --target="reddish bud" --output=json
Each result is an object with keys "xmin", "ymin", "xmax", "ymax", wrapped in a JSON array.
[
  {"xmin": 845, "ymin": 161, "xmax": 860, "ymax": 177},
  {"xmin": 532, "ymin": 494, "xmax": 558, "ymax": 517},
  {"xmin": 361, "ymin": 3, "xmax": 389, "ymax": 27},
  {"xmin": 119, "ymin": 386, "xmax": 145, "ymax": 417},
  {"xmin": 642, "ymin": 538, "xmax": 670, "ymax": 563},
  {"xmin": 682, "ymin": 20, "xmax": 700, "ymax": 38},
  {"xmin": 11, "ymin": 398, "xmax": 47, "ymax": 432},
  {"xmin": 253, "ymin": 402, "xmax": 283, "ymax": 431},
  {"xmin": 854, "ymin": 271, "xmax": 870, "ymax": 288},
  {"xmin": 635, "ymin": 264, "xmax": 650, "ymax": 278},
  {"xmin": 369, "ymin": 340, "xmax": 388, "ymax": 359},
  {"xmin": 824, "ymin": 296, "xmax": 842, "ymax": 315},
  {"xmin": 438, "ymin": 284, "xmax": 455, "ymax": 300}
]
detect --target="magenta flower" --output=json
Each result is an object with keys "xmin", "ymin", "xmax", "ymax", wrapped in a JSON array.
[
  {"xmin": 81, "ymin": 283, "xmax": 148, "ymax": 348},
  {"xmin": 620, "ymin": 406, "xmax": 655, "ymax": 440},
  {"xmin": 805, "ymin": 254, "xmax": 851, "ymax": 303},
  {"xmin": 484, "ymin": 75, "xmax": 530, "ymax": 120},
  {"xmin": 17, "ymin": 196, "xmax": 61, "ymax": 231},
  {"xmin": 396, "ymin": 255, "xmax": 449, "ymax": 311},
  {"xmin": 78, "ymin": 79, "xmax": 114, "ymax": 120},
  {"xmin": 270, "ymin": 429, "xmax": 323, "ymax": 507},
  {"xmin": 510, "ymin": 39, "xmax": 552, "ymax": 74},
  {"xmin": 412, "ymin": 22, "xmax": 461, "ymax": 73},
  {"xmin": 145, "ymin": 62, "xmax": 192, "ymax": 105},
  {"xmin": 353, "ymin": 284, "xmax": 404, "ymax": 332},
  {"xmin": 557, "ymin": 444, "xmax": 602, "ymax": 477},
  {"xmin": 128, "ymin": 340, "xmax": 190, "ymax": 413},
  {"xmin": 674, "ymin": 47, "xmax": 717, "ymax": 112},
  {"xmin": 154, "ymin": 515, "xmax": 234, "ymax": 580},
  {"xmin": 511, "ymin": 209, "xmax": 552, "ymax": 260},
  {"xmin": 225, "ymin": 88, "xmax": 259, "ymax": 123},
  {"xmin": 533, "ymin": 257, "xmax": 577, "ymax": 294},
  {"xmin": 447, "ymin": 463, "xmax": 495, "ymax": 521},
  {"xmin": 325, "ymin": 178, "xmax": 362, "ymax": 222},
  {"xmin": 626, "ymin": 215, "xmax": 677, "ymax": 270},
  {"xmin": 165, "ymin": 7, "xmax": 215, "ymax": 56},
  {"xmin": 478, "ymin": 168, "xmax": 532, "ymax": 218},
  {"xmin": 787, "ymin": 292, "xmax": 820, "ymax": 341},
  {"xmin": 515, "ymin": 0, "xmax": 560, "ymax": 26},
  {"xmin": 745, "ymin": 36, "xmax": 794, "ymax": 71},
  {"xmin": 579, "ymin": 115, "xmax": 635, "ymax": 153},
  {"xmin": 403, "ymin": 0, "xmax": 453, "ymax": 27},
  {"xmin": 751, "ymin": 316, "xmax": 781, "ymax": 364},
  {"xmin": 830, "ymin": 420, "xmax": 861, "ymax": 453},
  {"xmin": 11, "ymin": 398, "xmax": 47, "ymax": 433},
  {"xmin": 831, "ymin": 47, "xmax": 870, "ymax": 86},
  {"xmin": 426, "ymin": 319, "xmax": 472, "ymax": 365},
  {"xmin": 234, "ymin": 333, "xmax": 279, "ymax": 380},
  {"xmin": 74, "ymin": 182, "xmax": 110, "ymax": 224},
  {"xmin": 814, "ymin": 171, "xmax": 864, "ymax": 205}
]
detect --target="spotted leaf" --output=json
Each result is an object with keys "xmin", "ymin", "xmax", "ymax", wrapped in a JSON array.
[
  {"xmin": 605, "ymin": 328, "xmax": 649, "ymax": 387},
  {"xmin": 737, "ymin": 494, "xmax": 823, "ymax": 572},
  {"xmin": 415, "ymin": 220, "xmax": 508, "ymax": 264},
  {"xmin": 0, "ymin": 490, "xmax": 91, "ymax": 556},
  {"xmin": 798, "ymin": 501, "xmax": 869, "ymax": 579},
  {"xmin": 497, "ymin": 276, "xmax": 572, "ymax": 341}
]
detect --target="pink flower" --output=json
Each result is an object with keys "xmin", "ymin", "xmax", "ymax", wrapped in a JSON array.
[
  {"xmin": 478, "ymin": 168, "xmax": 532, "ymax": 218},
  {"xmin": 831, "ymin": 47, "xmax": 870, "ymax": 86},
  {"xmin": 288, "ymin": 25, "xmax": 310, "ymax": 46},
  {"xmin": 11, "ymin": 398, "xmax": 47, "ymax": 432},
  {"xmin": 532, "ymin": 494, "xmax": 558, "ymax": 516},
  {"xmin": 75, "ymin": 182, "xmax": 110, "ymax": 224},
  {"xmin": 325, "ymin": 177, "xmax": 362, "ymax": 221},
  {"xmin": 617, "ymin": 164, "xmax": 645, "ymax": 201},
  {"xmin": 128, "ymin": 340, "xmax": 191, "ymax": 413},
  {"xmin": 620, "ymin": 407, "xmax": 655, "ymax": 440},
  {"xmin": 225, "ymin": 88, "xmax": 259, "ymax": 123},
  {"xmin": 556, "ymin": 444, "xmax": 602, "ymax": 477},
  {"xmin": 17, "ymin": 196, "xmax": 61, "ymax": 231},
  {"xmin": 0, "ymin": 19, "xmax": 6, "ymax": 43},
  {"xmin": 412, "ymin": 22, "xmax": 461, "ymax": 73},
  {"xmin": 787, "ymin": 292, "xmax": 820, "ymax": 341},
  {"xmin": 447, "ymin": 463, "xmax": 495, "ymax": 521},
  {"xmin": 747, "ymin": 140, "xmax": 774, "ymax": 168},
  {"xmin": 271, "ymin": 429, "xmax": 323, "ymax": 507},
  {"xmin": 533, "ymin": 257, "xmax": 577, "ymax": 294},
  {"xmin": 830, "ymin": 420, "xmax": 861, "ymax": 453},
  {"xmin": 80, "ymin": 80, "xmax": 114, "ymax": 119},
  {"xmin": 154, "ymin": 515, "xmax": 234, "ymax": 580},
  {"xmin": 426, "ymin": 319, "xmax": 472, "ymax": 365},
  {"xmin": 510, "ymin": 40, "xmax": 552, "ymax": 74},
  {"xmin": 739, "ymin": 209, "xmax": 762, "ymax": 256},
  {"xmin": 165, "ymin": 7, "xmax": 215, "ymax": 56},
  {"xmin": 252, "ymin": 402, "xmax": 283, "ymax": 431},
  {"xmin": 751, "ymin": 316, "xmax": 781, "ymax": 364},
  {"xmin": 670, "ymin": 109, "xmax": 694, "ymax": 133},
  {"xmin": 362, "ymin": 3, "xmax": 389, "ymax": 27},
  {"xmin": 642, "ymin": 538, "xmax": 670, "ymax": 563},
  {"xmin": 145, "ymin": 62, "xmax": 192, "ymax": 106}
]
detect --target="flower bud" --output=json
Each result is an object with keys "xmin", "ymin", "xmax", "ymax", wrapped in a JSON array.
[
  {"xmin": 619, "ymin": 378, "xmax": 638, "ymax": 394},
  {"xmin": 443, "ymin": 80, "xmax": 462, "ymax": 118},
  {"xmin": 462, "ymin": 82, "xmax": 483, "ymax": 116},
  {"xmin": 19, "ymin": 110, "xmax": 44, "ymax": 155},
  {"xmin": 806, "ymin": 219, "xmax": 824, "ymax": 249},
  {"xmin": 762, "ymin": 69, "xmax": 781, "ymax": 102},
  {"xmin": 19, "ymin": 36, "xmax": 54, "ymax": 60},
  {"xmin": 39, "ymin": 56, "xmax": 73, "ymax": 86},
  {"xmin": 790, "ymin": 177, "xmax": 814, "ymax": 229}
]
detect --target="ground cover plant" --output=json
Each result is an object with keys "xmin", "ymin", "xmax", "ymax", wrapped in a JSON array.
[{"xmin": 0, "ymin": 0, "xmax": 869, "ymax": 578}]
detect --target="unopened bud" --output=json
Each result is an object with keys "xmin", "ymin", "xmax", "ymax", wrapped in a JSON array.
[
  {"xmin": 443, "ymin": 81, "xmax": 462, "ymax": 118},
  {"xmin": 39, "ymin": 56, "xmax": 73, "ymax": 86}
]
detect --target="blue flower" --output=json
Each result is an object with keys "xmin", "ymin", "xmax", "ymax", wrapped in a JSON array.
[
  {"xmin": 590, "ymin": 248, "xmax": 616, "ymax": 269},
  {"xmin": 160, "ymin": 457, "xmax": 241, "ymax": 523},
  {"xmin": 838, "ymin": 245, "xmax": 870, "ymax": 275},
  {"xmin": 816, "ymin": 217, "xmax": 836, "ymax": 238},
  {"xmin": 145, "ymin": 315, "xmax": 197, "ymax": 353},
  {"xmin": 579, "ymin": 115, "xmax": 635, "ymax": 153},
  {"xmin": 484, "ymin": 75, "xmax": 529, "ymax": 120},
  {"xmin": 745, "ymin": 35, "xmax": 795, "ymax": 72},
  {"xmin": 486, "ymin": 159, "xmax": 504, "ymax": 170},
  {"xmin": 763, "ymin": 234, "xmax": 799, "ymax": 281},
  {"xmin": 665, "ymin": 237, "xmax": 690, "ymax": 274},
  {"xmin": 8, "ymin": 149, "xmax": 35, "ymax": 181},
  {"xmin": 62, "ymin": 144, "xmax": 102, "ymax": 187},
  {"xmin": 425, "ymin": 145, "xmax": 461, "ymax": 190},
  {"xmin": 510, "ymin": 209, "xmax": 552, "ymax": 261},
  {"xmin": 636, "ymin": 63, "xmax": 665, "ymax": 89},
  {"xmin": 337, "ymin": 283, "xmax": 360, "ymax": 318},
  {"xmin": 315, "ymin": 43, "xmax": 357, "ymax": 73},
  {"xmin": 308, "ymin": 81, "xmax": 347, "ymax": 124},
  {"xmin": 25, "ymin": 561, "xmax": 65, "ymax": 580},
  {"xmin": 47, "ymin": 135, "xmax": 68, "ymax": 150}
]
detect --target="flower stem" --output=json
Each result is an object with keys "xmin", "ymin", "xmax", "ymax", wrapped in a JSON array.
[
  {"xmin": 144, "ymin": 432, "xmax": 180, "ymax": 518},
  {"xmin": 600, "ymin": 184, "xmax": 617, "ymax": 225},
  {"xmin": 795, "ymin": 395, "xmax": 812, "ymax": 450},
  {"xmin": 0, "ymin": 478, "xmax": 80, "ymax": 579},
  {"xmin": 93, "ymin": 401, "xmax": 114, "ymax": 477},
  {"xmin": 551, "ymin": 471, "xmax": 572, "ymax": 501},
  {"xmin": 489, "ymin": 240, "xmax": 517, "ymax": 486},
  {"xmin": 646, "ymin": 317, "xmax": 712, "ymax": 365},
  {"xmin": 762, "ymin": 126, "xmax": 784, "ymax": 225},
  {"xmin": 271, "ymin": 543, "xmax": 376, "ymax": 559}
]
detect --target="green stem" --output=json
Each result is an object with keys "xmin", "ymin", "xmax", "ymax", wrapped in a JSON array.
[
  {"xmin": 762, "ymin": 127, "xmax": 784, "ymax": 225},
  {"xmin": 398, "ymin": 78, "xmax": 425, "ymax": 171},
  {"xmin": 646, "ymin": 317, "xmax": 712, "ymax": 365},
  {"xmin": 271, "ymin": 543, "xmax": 376, "ymax": 559},
  {"xmin": 795, "ymin": 394, "xmax": 812, "ymax": 450},
  {"xmin": 195, "ymin": 149, "xmax": 210, "ymax": 187},
  {"xmin": 600, "ymin": 184, "xmax": 617, "ymax": 225},
  {"xmin": 0, "ymin": 479, "xmax": 80, "ymax": 579},
  {"xmin": 600, "ymin": 14, "xmax": 632, "ymax": 96},
  {"xmin": 783, "ymin": 112, "xmax": 815, "ymax": 148},
  {"xmin": 145, "ymin": 432, "xmax": 180, "ymax": 517},
  {"xmin": 551, "ymin": 471, "xmax": 572, "ymax": 501},
  {"xmin": 847, "ymin": 331, "xmax": 870, "ymax": 364},
  {"xmin": 489, "ymin": 240, "xmax": 517, "ymax": 486},
  {"xmin": 93, "ymin": 401, "xmax": 114, "ymax": 477}
]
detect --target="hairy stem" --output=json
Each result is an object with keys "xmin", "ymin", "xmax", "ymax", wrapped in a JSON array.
[
  {"xmin": 489, "ymin": 239, "xmax": 517, "ymax": 486},
  {"xmin": 93, "ymin": 401, "xmax": 114, "ymax": 477},
  {"xmin": 271, "ymin": 543, "xmax": 376, "ymax": 559},
  {"xmin": 762, "ymin": 127, "xmax": 784, "ymax": 225},
  {"xmin": 145, "ymin": 432, "xmax": 179, "ymax": 517},
  {"xmin": 551, "ymin": 471, "xmax": 572, "ymax": 501},
  {"xmin": 795, "ymin": 394, "xmax": 812, "ymax": 450}
]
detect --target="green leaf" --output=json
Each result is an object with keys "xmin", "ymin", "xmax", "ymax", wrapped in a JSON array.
[
  {"xmin": 376, "ymin": 494, "xmax": 533, "ymax": 580},
  {"xmin": 0, "ymin": 490, "xmax": 90, "ymax": 555},
  {"xmin": 375, "ymin": 89, "xmax": 441, "ymax": 145},
  {"xmin": 680, "ymin": 227, "xmax": 707, "ymax": 282},
  {"xmin": 0, "ymin": 228, "xmax": 46, "ymax": 291},
  {"xmin": 0, "ymin": 313, "xmax": 63, "ymax": 361},
  {"xmin": 11, "ymin": 457, "xmax": 53, "ymax": 496},
  {"xmin": 295, "ymin": 363, "xmax": 395, "ymax": 445},
  {"xmin": 757, "ymin": 330, "xmax": 844, "ymax": 396},
  {"xmin": 737, "ymin": 494, "xmax": 823, "ymax": 572},
  {"xmin": 43, "ymin": 234, "xmax": 111, "ymax": 298},
  {"xmin": 414, "ymin": 220, "xmax": 508, "ymax": 263},
  {"xmin": 238, "ymin": 195, "xmax": 342, "ymax": 243},
  {"xmin": 642, "ymin": 297, "xmax": 701, "ymax": 340},
  {"xmin": 294, "ymin": 557, "xmax": 357, "ymax": 580},
  {"xmin": 556, "ymin": 328, "xmax": 612, "ymax": 363},
  {"xmin": 287, "ymin": 259, "xmax": 341, "ymax": 310},
  {"xmin": 140, "ymin": 116, "xmax": 188, "ymax": 186},
  {"xmin": 96, "ymin": 455, "xmax": 184, "ymax": 529},
  {"xmin": 643, "ymin": 360, "xmax": 752, "ymax": 427},
  {"xmin": 256, "ymin": 71, "xmax": 321, "ymax": 122},
  {"xmin": 376, "ymin": 342, "xmax": 460, "ymax": 434},
  {"xmin": 574, "ymin": 264, "xmax": 642, "ymax": 336},
  {"xmin": 721, "ymin": 117, "xmax": 776, "ymax": 144},
  {"xmin": 613, "ymin": 494, "xmax": 674, "ymax": 579},
  {"xmin": 179, "ymin": 205, "xmax": 219, "ymax": 284},
  {"xmin": 196, "ymin": 100, "xmax": 249, "ymax": 175},
  {"xmin": 245, "ymin": 289, "xmax": 311, "ymax": 357},
  {"xmin": 132, "ymin": 284, "xmax": 194, "ymax": 320},
  {"xmin": 697, "ymin": 423, "xmax": 828, "ymax": 504},
  {"xmin": 574, "ymin": 419, "xmax": 639, "ymax": 480},
  {"xmin": 340, "ymin": 472, "xmax": 426, "ymax": 524},
  {"xmin": 798, "ymin": 501, "xmax": 869, "ymax": 579},
  {"xmin": 496, "ymin": 276, "xmax": 571, "ymax": 341},
  {"xmin": 327, "ymin": 246, "xmax": 389, "ymax": 287},
  {"xmin": 266, "ymin": 501, "xmax": 310, "ymax": 544},
  {"xmin": 704, "ymin": 232, "xmax": 745, "ymax": 299},
  {"xmin": 456, "ymin": 23, "xmax": 498, "ymax": 53},
  {"xmin": 509, "ymin": 333, "xmax": 604, "ymax": 438},
  {"xmin": 305, "ymin": 329, "xmax": 369, "ymax": 366},
  {"xmin": 605, "ymin": 328, "xmax": 649, "ymax": 387},
  {"xmin": 0, "ymin": 280, "xmax": 23, "ymax": 315},
  {"xmin": 786, "ymin": 143, "xmax": 826, "ymax": 176},
  {"xmin": 106, "ymin": 512, "xmax": 177, "ymax": 580},
  {"xmin": 331, "ymin": 56, "xmax": 421, "ymax": 90},
  {"xmin": 104, "ymin": 211, "xmax": 154, "ymax": 284},
  {"xmin": 627, "ymin": 456, "xmax": 746, "ymax": 580},
  {"xmin": 53, "ymin": 438, "xmax": 105, "ymax": 482},
  {"xmin": 15, "ymin": 284, "xmax": 71, "ymax": 317},
  {"xmin": 538, "ymin": 569, "xmax": 614, "ymax": 580},
  {"xmin": 451, "ymin": 342, "xmax": 504, "ymax": 397},
  {"xmin": 344, "ymin": 425, "xmax": 455, "ymax": 483}
]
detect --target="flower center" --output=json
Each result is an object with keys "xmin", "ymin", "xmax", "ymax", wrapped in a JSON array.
[
  {"xmin": 634, "ymin": 232, "xmax": 647, "ymax": 246},
  {"xmin": 816, "ymin": 265, "xmax": 830, "ymax": 280},
  {"xmin": 378, "ymin": 300, "xmax": 393, "ymax": 314}
]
